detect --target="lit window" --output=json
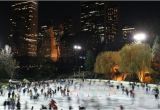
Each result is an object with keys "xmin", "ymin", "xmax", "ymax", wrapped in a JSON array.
[
  {"xmin": 83, "ymin": 28, "xmax": 88, "ymax": 31},
  {"xmin": 89, "ymin": 11, "xmax": 97, "ymax": 14},
  {"xmin": 9, "ymin": 34, "xmax": 13, "ymax": 37},
  {"xmin": 98, "ymin": 26, "xmax": 104, "ymax": 29}
]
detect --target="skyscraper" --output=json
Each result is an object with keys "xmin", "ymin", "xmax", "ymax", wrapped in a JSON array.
[
  {"xmin": 81, "ymin": 2, "xmax": 105, "ymax": 43},
  {"xmin": 9, "ymin": 1, "xmax": 38, "ymax": 56},
  {"xmin": 122, "ymin": 26, "xmax": 135, "ymax": 43},
  {"xmin": 105, "ymin": 3, "xmax": 119, "ymax": 44},
  {"xmin": 38, "ymin": 25, "xmax": 60, "ymax": 62},
  {"xmin": 63, "ymin": 17, "xmax": 74, "ymax": 36},
  {"xmin": 80, "ymin": 2, "xmax": 120, "ymax": 50}
]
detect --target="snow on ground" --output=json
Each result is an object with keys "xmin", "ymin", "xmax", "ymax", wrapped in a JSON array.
[{"xmin": 0, "ymin": 79, "xmax": 160, "ymax": 110}]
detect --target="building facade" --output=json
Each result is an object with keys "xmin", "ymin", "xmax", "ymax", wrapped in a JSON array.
[
  {"xmin": 81, "ymin": 2, "xmax": 105, "ymax": 44},
  {"xmin": 80, "ymin": 2, "xmax": 120, "ymax": 50},
  {"xmin": 122, "ymin": 26, "xmax": 135, "ymax": 43},
  {"xmin": 38, "ymin": 25, "xmax": 61, "ymax": 62},
  {"xmin": 9, "ymin": 1, "xmax": 38, "ymax": 56},
  {"xmin": 63, "ymin": 17, "xmax": 74, "ymax": 36},
  {"xmin": 105, "ymin": 3, "xmax": 119, "ymax": 44}
]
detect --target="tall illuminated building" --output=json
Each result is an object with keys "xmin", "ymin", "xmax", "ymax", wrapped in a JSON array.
[
  {"xmin": 9, "ymin": 1, "xmax": 38, "ymax": 56},
  {"xmin": 63, "ymin": 17, "xmax": 74, "ymax": 36},
  {"xmin": 122, "ymin": 26, "xmax": 135, "ymax": 43},
  {"xmin": 80, "ymin": 2, "xmax": 120, "ymax": 50},
  {"xmin": 81, "ymin": 2, "xmax": 105, "ymax": 44},
  {"xmin": 105, "ymin": 3, "xmax": 119, "ymax": 44},
  {"xmin": 38, "ymin": 25, "xmax": 60, "ymax": 62}
]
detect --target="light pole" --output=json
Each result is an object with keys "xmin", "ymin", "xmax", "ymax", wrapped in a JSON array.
[
  {"xmin": 133, "ymin": 32, "xmax": 146, "ymax": 43},
  {"xmin": 73, "ymin": 45, "xmax": 82, "ymax": 78},
  {"xmin": 132, "ymin": 32, "xmax": 147, "ymax": 81},
  {"xmin": 73, "ymin": 45, "xmax": 82, "ymax": 50}
]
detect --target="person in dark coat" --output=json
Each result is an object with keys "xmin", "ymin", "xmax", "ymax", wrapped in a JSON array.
[
  {"xmin": 16, "ymin": 100, "xmax": 21, "ymax": 110},
  {"xmin": 8, "ymin": 92, "xmax": 11, "ymax": 98},
  {"xmin": 120, "ymin": 105, "xmax": 124, "ymax": 110},
  {"xmin": 3, "ymin": 100, "xmax": 7, "ymax": 109}
]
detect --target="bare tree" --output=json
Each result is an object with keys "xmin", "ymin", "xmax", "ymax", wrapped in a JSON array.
[{"xmin": 0, "ymin": 45, "xmax": 18, "ymax": 79}]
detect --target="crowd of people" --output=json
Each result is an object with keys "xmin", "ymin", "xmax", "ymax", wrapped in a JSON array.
[{"xmin": 0, "ymin": 79, "xmax": 159, "ymax": 110}]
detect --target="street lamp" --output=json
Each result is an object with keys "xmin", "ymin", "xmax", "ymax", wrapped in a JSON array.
[
  {"xmin": 73, "ymin": 45, "xmax": 82, "ymax": 78},
  {"xmin": 132, "ymin": 32, "xmax": 147, "ymax": 81},
  {"xmin": 73, "ymin": 45, "xmax": 82, "ymax": 50},
  {"xmin": 133, "ymin": 32, "xmax": 146, "ymax": 43}
]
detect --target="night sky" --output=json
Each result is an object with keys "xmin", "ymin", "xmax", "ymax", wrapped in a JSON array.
[
  {"xmin": 0, "ymin": 1, "xmax": 160, "ymax": 47},
  {"xmin": 0, "ymin": 2, "xmax": 10, "ymax": 47}
]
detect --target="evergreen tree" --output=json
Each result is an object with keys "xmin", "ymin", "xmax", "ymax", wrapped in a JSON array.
[
  {"xmin": 152, "ymin": 36, "xmax": 160, "ymax": 63},
  {"xmin": 0, "ymin": 45, "xmax": 18, "ymax": 79},
  {"xmin": 84, "ymin": 50, "xmax": 95, "ymax": 71}
]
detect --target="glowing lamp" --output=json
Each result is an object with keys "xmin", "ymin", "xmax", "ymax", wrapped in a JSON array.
[{"xmin": 133, "ymin": 33, "xmax": 146, "ymax": 43}]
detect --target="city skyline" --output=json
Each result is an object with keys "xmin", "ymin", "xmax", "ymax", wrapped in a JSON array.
[{"xmin": 0, "ymin": 1, "xmax": 160, "ymax": 47}]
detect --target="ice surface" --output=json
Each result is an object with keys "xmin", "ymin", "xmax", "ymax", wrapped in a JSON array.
[{"xmin": 0, "ymin": 79, "xmax": 160, "ymax": 110}]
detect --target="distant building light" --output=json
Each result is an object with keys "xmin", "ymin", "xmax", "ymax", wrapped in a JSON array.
[
  {"xmin": 24, "ymin": 38, "xmax": 37, "ymax": 42},
  {"xmin": 29, "ymin": 15, "xmax": 33, "ymax": 18},
  {"xmin": 98, "ymin": 26, "xmax": 104, "ymax": 29},
  {"xmin": 83, "ymin": 28, "xmax": 88, "ymax": 31},
  {"xmin": 100, "ymin": 3, "xmax": 104, "ymax": 5},
  {"xmin": 41, "ymin": 25, "xmax": 47, "ymax": 29},
  {"xmin": 122, "ymin": 28, "xmax": 135, "ymax": 31},
  {"xmin": 89, "ymin": 11, "xmax": 97, "ymax": 14},
  {"xmin": 11, "ymin": 5, "xmax": 15, "ymax": 7},
  {"xmin": 95, "ymin": 2, "xmax": 99, "ymax": 5}
]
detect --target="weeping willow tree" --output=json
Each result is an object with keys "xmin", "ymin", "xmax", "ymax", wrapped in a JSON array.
[
  {"xmin": 120, "ymin": 43, "xmax": 153, "ymax": 82},
  {"xmin": 84, "ymin": 50, "xmax": 95, "ymax": 71},
  {"xmin": 94, "ymin": 51, "xmax": 121, "ymax": 79}
]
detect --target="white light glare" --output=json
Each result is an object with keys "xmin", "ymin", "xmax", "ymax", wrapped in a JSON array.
[
  {"xmin": 74, "ymin": 45, "xmax": 82, "ymax": 50},
  {"xmin": 133, "ymin": 33, "xmax": 146, "ymax": 42}
]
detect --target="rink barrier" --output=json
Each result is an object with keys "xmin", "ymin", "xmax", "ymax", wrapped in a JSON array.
[{"xmin": 70, "ymin": 78, "xmax": 158, "ymax": 89}]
